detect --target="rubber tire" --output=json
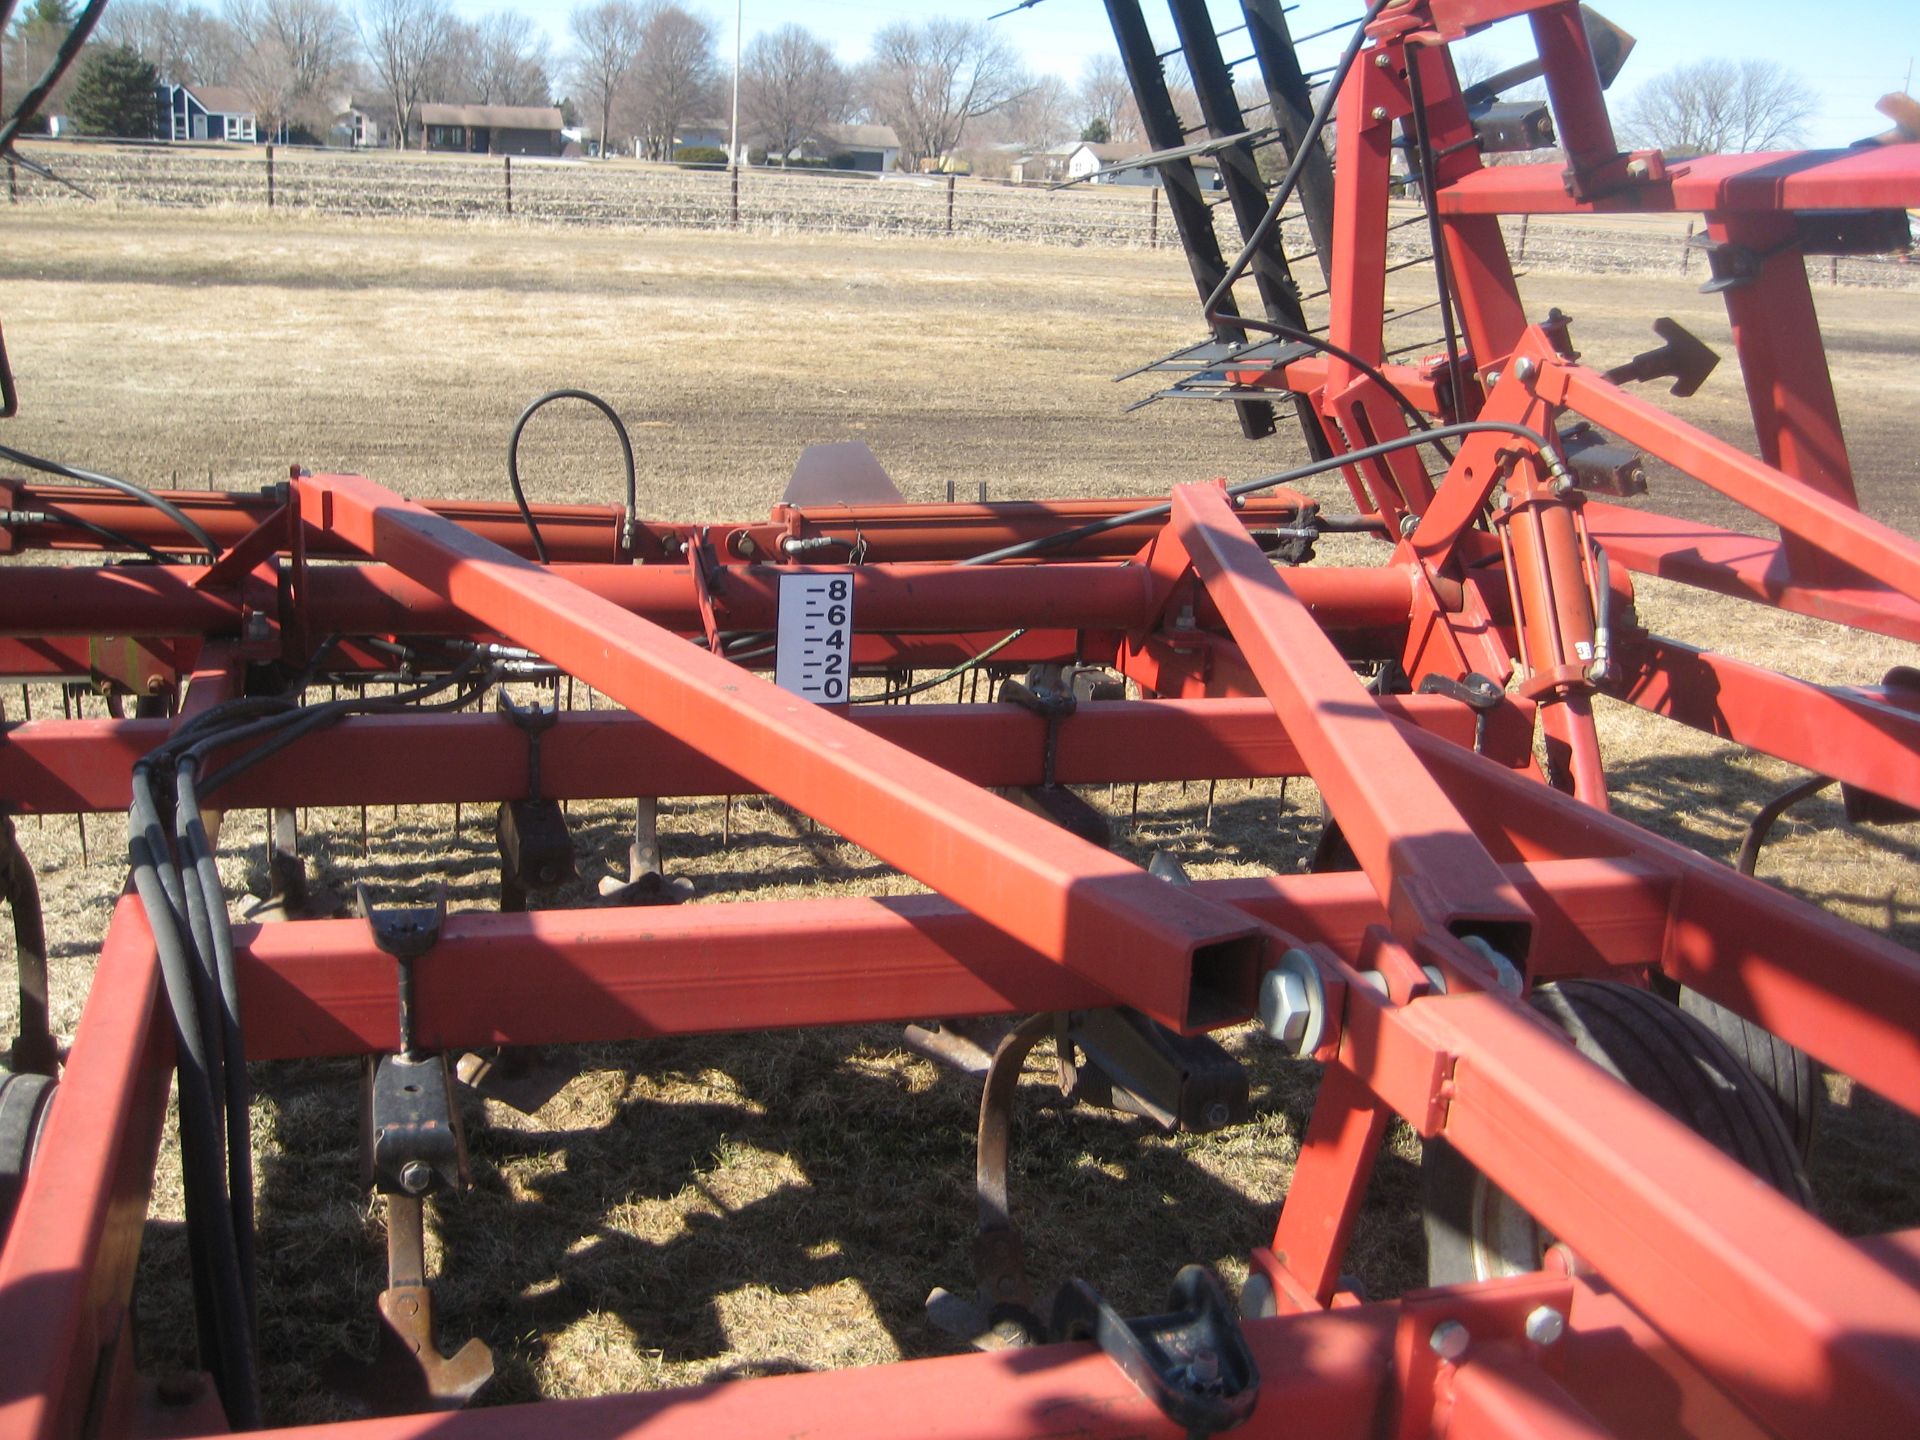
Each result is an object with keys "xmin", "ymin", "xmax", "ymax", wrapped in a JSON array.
[
  {"xmin": 0, "ymin": 1070, "xmax": 57, "ymax": 1242},
  {"xmin": 1678, "ymin": 987, "xmax": 1819, "ymax": 1162},
  {"xmin": 1423, "ymin": 980, "xmax": 1809, "ymax": 1286}
]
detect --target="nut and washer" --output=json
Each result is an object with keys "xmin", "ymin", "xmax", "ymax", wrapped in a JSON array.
[
  {"xmin": 1524, "ymin": 1305, "xmax": 1567, "ymax": 1346},
  {"xmin": 1429, "ymin": 1320, "xmax": 1470, "ymax": 1361},
  {"xmin": 398, "ymin": 1159, "xmax": 435, "ymax": 1195},
  {"xmin": 1259, "ymin": 947, "xmax": 1328, "ymax": 1056},
  {"xmin": 1513, "ymin": 356, "xmax": 1539, "ymax": 384}
]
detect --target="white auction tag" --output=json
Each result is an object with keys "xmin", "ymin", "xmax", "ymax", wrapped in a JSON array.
[{"xmin": 775, "ymin": 571, "xmax": 853, "ymax": 703}]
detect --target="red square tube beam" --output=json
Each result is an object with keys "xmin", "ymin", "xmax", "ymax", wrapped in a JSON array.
[
  {"xmin": 230, "ymin": 858, "xmax": 1673, "ymax": 1061},
  {"xmin": 296, "ymin": 472, "xmax": 1267, "ymax": 1033},
  {"xmin": 0, "ymin": 694, "xmax": 1511, "ymax": 814},
  {"xmin": 1582, "ymin": 502, "xmax": 1920, "ymax": 646},
  {"xmin": 1534, "ymin": 362, "xmax": 1920, "ymax": 607},
  {"xmin": 1168, "ymin": 482, "xmax": 1533, "ymax": 950},
  {"xmin": 1613, "ymin": 634, "xmax": 1920, "ymax": 810},
  {"xmin": 1399, "ymin": 987, "xmax": 1920, "ymax": 1439},
  {"xmin": 1403, "ymin": 724, "xmax": 1920, "ymax": 1115},
  {"xmin": 0, "ymin": 901, "xmax": 174, "ymax": 1440}
]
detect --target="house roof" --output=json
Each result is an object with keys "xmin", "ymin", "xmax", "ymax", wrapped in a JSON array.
[
  {"xmin": 1073, "ymin": 141, "xmax": 1144, "ymax": 164},
  {"xmin": 819, "ymin": 123, "xmax": 900, "ymax": 152},
  {"xmin": 185, "ymin": 85, "xmax": 253, "ymax": 117},
  {"xmin": 418, "ymin": 103, "xmax": 564, "ymax": 130}
]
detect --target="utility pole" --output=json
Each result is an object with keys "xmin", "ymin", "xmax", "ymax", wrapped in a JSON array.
[{"xmin": 729, "ymin": 0, "xmax": 743, "ymax": 166}]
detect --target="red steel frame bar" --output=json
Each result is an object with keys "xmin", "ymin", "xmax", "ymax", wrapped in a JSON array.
[
  {"xmin": 0, "ymin": 694, "xmax": 1518, "ymax": 813},
  {"xmin": 296, "ymin": 470, "xmax": 1270, "ymax": 1032}
]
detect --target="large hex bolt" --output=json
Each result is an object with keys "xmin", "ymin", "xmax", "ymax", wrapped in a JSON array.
[{"xmin": 1258, "ymin": 948, "xmax": 1328, "ymax": 1057}]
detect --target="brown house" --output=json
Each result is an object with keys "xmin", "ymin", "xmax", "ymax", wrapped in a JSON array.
[{"xmin": 417, "ymin": 103, "xmax": 564, "ymax": 157}]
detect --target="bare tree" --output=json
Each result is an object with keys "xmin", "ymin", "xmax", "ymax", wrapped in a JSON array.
[
  {"xmin": 438, "ymin": 11, "xmax": 550, "ymax": 105},
  {"xmin": 568, "ymin": 0, "xmax": 644, "ymax": 155},
  {"xmin": 1620, "ymin": 59, "xmax": 1816, "ymax": 154},
  {"xmin": 358, "ymin": 0, "xmax": 454, "ymax": 146},
  {"xmin": 627, "ymin": 2, "xmax": 715, "ymax": 160},
  {"xmin": 474, "ymin": 10, "xmax": 550, "ymax": 105},
  {"xmin": 98, "ymin": 0, "xmax": 238, "ymax": 85},
  {"xmin": 739, "ymin": 22, "xmax": 846, "ymax": 163},
  {"xmin": 860, "ymin": 18, "xmax": 1028, "ymax": 170},
  {"xmin": 227, "ymin": 0, "xmax": 352, "ymax": 135},
  {"xmin": 999, "ymin": 70, "xmax": 1072, "ymax": 152},
  {"xmin": 1076, "ymin": 53, "xmax": 1140, "ymax": 145}
]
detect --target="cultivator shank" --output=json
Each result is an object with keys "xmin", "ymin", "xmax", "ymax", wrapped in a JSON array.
[{"xmin": 3, "ymin": 1, "xmax": 1920, "ymax": 1438}]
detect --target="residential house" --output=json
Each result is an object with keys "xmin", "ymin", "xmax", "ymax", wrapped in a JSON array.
[
  {"xmin": 332, "ymin": 98, "xmax": 388, "ymax": 149},
  {"xmin": 1018, "ymin": 140, "xmax": 1222, "ymax": 191},
  {"xmin": 670, "ymin": 119, "xmax": 730, "ymax": 156},
  {"xmin": 417, "ymin": 103, "xmax": 564, "ymax": 158},
  {"xmin": 157, "ymin": 83, "xmax": 258, "ymax": 144},
  {"xmin": 807, "ymin": 123, "xmax": 900, "ymax": 173}
]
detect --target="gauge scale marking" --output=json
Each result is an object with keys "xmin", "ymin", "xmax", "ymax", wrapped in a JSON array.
[{"xmin": 775, "ymin": 572, "xmax": 854, "ymax": 702}]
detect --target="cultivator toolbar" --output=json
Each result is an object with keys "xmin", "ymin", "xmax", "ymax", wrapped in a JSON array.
[{"xmin": 4, "ymin": 0, "xmax": 1920, "ymax": 1437}]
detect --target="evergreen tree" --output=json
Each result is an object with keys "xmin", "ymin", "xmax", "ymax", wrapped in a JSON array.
[
  {"xmin": 1079, "ymin": 116, "xmax": 1111, "ymax": 144},
  {"xmin": 10, "ymin": 0, "xmax": 76, "ymax": 39},
  {"xmin": 69, "ymin": 43, "xmax": 158, "ymax": 136}
]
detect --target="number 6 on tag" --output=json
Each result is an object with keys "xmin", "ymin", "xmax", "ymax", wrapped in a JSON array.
[{"xmin": 775, "ymin": 572, "xmax": 853, "ymax": 703}]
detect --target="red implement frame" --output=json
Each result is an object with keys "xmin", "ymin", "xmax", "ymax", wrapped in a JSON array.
[{"xmin": 3, "ymin": 2, "xmax": 1920, "ymax": 1438}]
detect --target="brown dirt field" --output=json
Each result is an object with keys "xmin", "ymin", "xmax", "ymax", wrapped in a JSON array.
[{"xmin": 1, "ymin": 208, "xmax": 1917, "ymax": 1420}]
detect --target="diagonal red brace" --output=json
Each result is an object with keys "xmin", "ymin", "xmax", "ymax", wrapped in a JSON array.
[
  {"xmin": 1169, "ymin": 482, "xmax": 1533, "ymax": 956},
  {"xmin": 297, "ymin": 472, "xmax": 1267, "ymax": 1032}
]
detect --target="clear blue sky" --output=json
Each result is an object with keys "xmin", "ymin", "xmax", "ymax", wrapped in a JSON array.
[{"xmin": 461, "ymin": 0, "xmax": 1917, "ymax": 149}]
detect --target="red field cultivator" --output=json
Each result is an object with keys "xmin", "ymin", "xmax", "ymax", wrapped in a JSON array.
[{"xmin": 3, "ymin": 0, "xmax": 1920, "ymax": 1437}]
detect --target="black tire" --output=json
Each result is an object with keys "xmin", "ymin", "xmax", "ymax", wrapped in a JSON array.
[
  {"xmin": 1678, "ymin": 987, "xmax": 1819, "ymax": 1161},
  {"xmin": 1423, "ymin": 980, "xmax": 1809, "ymax": 1286},
  {"xmin": 0, "ymin": 1070, "xmax": 58, "ymax": 1241}
]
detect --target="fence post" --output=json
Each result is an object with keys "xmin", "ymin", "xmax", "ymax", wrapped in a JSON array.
[
  {"xmin": 946, "ymin": 173, "xmax": 956, "ymax": 235},
  {"xmin": 504, "ymin": 155, "xmax": 512, "ymax": 217},
  {"xmin": 1150, "ymin": 186, "xmax": 1159, "ymax": 248},
  {"xmin": 265, "ymin": 143, "xmax": 274, "ymax": 209},
  {"xmin": 1515, "ymin": 213, "xmax": 1528, "ymax": 264},
  {"xmin": 1829, "ymin": 255, "xmax": 1839, "ymax": 286},
  {"xmin": 6, "ymin": 158, "xmax": 14, "ymax": 204},
  {"xmin": 1681, "ymin": 221, "xmax": 1694, "ymax": 273},
  {"xmin": 731, "ymin": 164, "xmax": 740, "ymax": 228}
]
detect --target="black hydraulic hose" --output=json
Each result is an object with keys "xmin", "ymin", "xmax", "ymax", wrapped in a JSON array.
[
  {"xmin": 177, "ymin": 762, "xmax": 257, "ymax": 1329},
  {"xmin": 127, "ymin": 769, "xmax": 261, "ymax": 1428},
  {"xmin": 506, "ymin": 389, "xmax": 638, "ymax": 563},
  {"xmin": 963, "ymin": 419, "xmax": 1565, "ymax": 566},
  {"xmin": 1404, "ymin": 53, "xmax": 1467, "ymax": 421},
  {"xmin": 0, "ymin": 442, "xmax": 219, "ymax": 562}
]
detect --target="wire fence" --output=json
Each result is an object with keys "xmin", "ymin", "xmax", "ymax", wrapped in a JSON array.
[{"xmin": 7, "ymin": 140, "xmax": 1917, "ymax": 290}]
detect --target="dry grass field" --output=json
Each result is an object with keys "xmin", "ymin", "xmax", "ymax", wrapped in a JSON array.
[{"xmin": 1, "ymin": 207, "xmax": 1918, "ymax": 1420}]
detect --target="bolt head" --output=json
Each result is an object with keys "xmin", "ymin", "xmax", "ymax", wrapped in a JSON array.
[
  {"xmin": 1398, "ymin": 513, "xmax": 1420, "ymax": 538},
  {"xmin": 1370, "ymin": 105, "xmax": 1390, "ymax": 122},
  {"xmin": 1513, "ymin": 356, "xmax": 1539, "ymax": 384},
  {"xmin": 1524, "ymin": 1305, "xmax": 1566, "ymax": 1346},
  {"xmin": 1374, "ymin": 52, "xmax": 1392, "ymax": 68},
  {"xmin": 1429, "ymin": 1319, "xmax": 1470, "ymax": 1361},
  {"xmin": 1420, "ymin": 964, "xmax": 1447, "ymax": 995},
  {"xmin": 1203, "ymin": 1101, "xmax": 1233, "ymax": 1128},
  {"xmin": 1485, "ymin": 369, "xmax": 1502, "ymax": 389},
  {"xmin": 1259, "ymin": 967, "xmax": 1311, "ymax": 1051},
  {"xmin": 398, "ymin": 1160, "xmax": 434, "ymax": 1195},
  {"xmin": 1358, "ymin": 970, "xmax": 1389, "ymax": 997},
  {"xmin": 1625, "ymin": 157, "xmax": 1651, "ymax": 180}
]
